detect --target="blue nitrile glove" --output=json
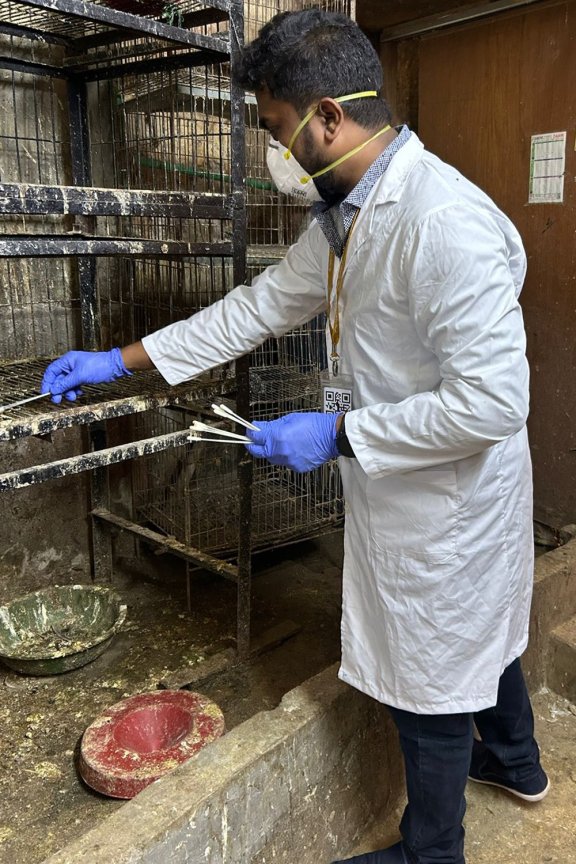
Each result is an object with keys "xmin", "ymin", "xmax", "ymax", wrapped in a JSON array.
[
  {"xmin": 245, "ymin": 412, "xmax": 340, "ymax": 473},
  {"xmin": 41, "ymin": 348, "xmax": 131, "ymax": 404}
]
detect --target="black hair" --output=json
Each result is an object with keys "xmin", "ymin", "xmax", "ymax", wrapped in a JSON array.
[{"xmin": 234, "ymin": 10, "xmax": 392, "ymax": 130}]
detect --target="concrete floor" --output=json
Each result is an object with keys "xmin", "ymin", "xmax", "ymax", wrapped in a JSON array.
[
  {"xmin": 350, "ymin": 688, "xmax": 576, "ymax": 864},
  {"xmin": 0, "ymin": 535, "xmax": 344, "ymax": 864},
  {"xmin": 1, "ymin": 532, "xmax": 574, "ymax": 864}
]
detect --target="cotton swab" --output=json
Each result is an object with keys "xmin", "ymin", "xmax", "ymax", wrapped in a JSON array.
[
  {"xmin": 188, "ymin": 436, "xmax": 249, "ymax": 444},
  {"xmin": 0, "ymin": 391, "xmax": 51, "ymax": 413},
  {"xmin": 211, "ymin": 402, "xmax": 260, "ymax": 431},
  {"xmin": 189, "ymin": 420, "xmax": 252, "ymax": 443}
]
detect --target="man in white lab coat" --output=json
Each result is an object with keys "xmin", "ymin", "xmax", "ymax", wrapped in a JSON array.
[{"xmin": 42, "ymin": 10, "xmax": 549, "ymax": 864}]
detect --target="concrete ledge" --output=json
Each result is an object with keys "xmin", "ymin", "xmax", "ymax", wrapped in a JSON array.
[
  {"xmin": 524, "ymin": 531, "xmax": 576, "ymax": 690},
  {"xmin": 43, "ymin": 665, "xmax": 404, "ymax": 864},
  {"xmin": 548, "ymin": 616, "xmax": 576, "ymax": 702}
]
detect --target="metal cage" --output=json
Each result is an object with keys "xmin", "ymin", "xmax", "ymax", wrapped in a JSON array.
[{"xmin": 0, "ymin": 0, "xmax": 350, "ymax": 654}]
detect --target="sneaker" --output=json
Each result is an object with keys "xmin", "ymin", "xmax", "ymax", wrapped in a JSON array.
[{"xmin": 468, "ymin": 739, "xmax": 550, "ymax": 802}]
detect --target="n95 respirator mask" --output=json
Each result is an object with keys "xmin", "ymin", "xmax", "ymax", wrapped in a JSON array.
[{"xmin": 266, "ymin": 138, "xmax": 322, "ymax": 203}]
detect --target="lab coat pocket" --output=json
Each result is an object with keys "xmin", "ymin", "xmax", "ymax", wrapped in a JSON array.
[{"xmin": 365, "ymin": 465, "xmax": 459, "ymax": 564}]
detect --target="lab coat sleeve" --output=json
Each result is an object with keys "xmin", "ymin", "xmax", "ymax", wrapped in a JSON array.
[
  {"xmin": 141, "ymin": 223, "xmax": 327, "ymax": 385},
  {"xmin": 344, "ymin": 204, "xmax": 530, "ymax": 477}
]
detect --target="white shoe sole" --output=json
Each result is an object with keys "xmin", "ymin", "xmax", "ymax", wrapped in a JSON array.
[{"xmin": 468, "ymin": 774, "xmax": 551, "ymax": 802}]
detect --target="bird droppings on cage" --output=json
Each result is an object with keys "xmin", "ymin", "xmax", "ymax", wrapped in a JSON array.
[
  {"xmin": 0, "ymin": 358, "xmax": 235, "ymax": 443},
  {"xmin": 0, "ymin": 183, "xmax": 232, "ymax": 218}
]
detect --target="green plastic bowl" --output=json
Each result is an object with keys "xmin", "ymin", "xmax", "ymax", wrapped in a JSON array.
[{"xmin": 0, "ymin": 585, "xmax": 127, "ymax": 675}]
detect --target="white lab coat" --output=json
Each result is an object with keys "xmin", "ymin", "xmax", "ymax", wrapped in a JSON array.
[{"xmin": 143, "ymin": 132, "xmax": 533, "ymax": 714}]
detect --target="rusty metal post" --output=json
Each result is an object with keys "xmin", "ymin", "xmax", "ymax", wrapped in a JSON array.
[
  {"xmin": 229, "ymin": 0, "xmax": 251, "ymax": 661},
  {"xmin": 68, "ymin": 73, "xmax": 112, "ymax": 582}
]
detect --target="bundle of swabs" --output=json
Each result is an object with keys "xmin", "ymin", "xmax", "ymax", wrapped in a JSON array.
[{"xmin": 188, "ymin": 403, "xmax": 259, "ymax": 444}]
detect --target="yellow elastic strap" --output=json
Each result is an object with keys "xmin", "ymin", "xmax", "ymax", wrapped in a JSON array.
[
  {"xmin": 285, "ymin": 90, "xmax": 378, "ymax": 159},
  {"xmin": 302, "ymin": 123, "xmax": 391, "ymax": 183}
]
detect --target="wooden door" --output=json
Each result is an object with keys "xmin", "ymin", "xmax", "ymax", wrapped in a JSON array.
[{"xmin": 407, "ymin": 2, "xmax": 576, "ymax": 528}]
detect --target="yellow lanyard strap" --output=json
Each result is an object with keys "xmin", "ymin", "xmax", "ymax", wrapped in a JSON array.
[{"xmin": 327, "ymin": 209, "xmax": 361, "ymax": 375}]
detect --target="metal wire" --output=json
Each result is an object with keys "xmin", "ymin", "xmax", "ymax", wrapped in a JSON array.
[
  {"xmin": 0, "ymin": 0, "xmax": 227, "ymax": 38},
  {"xmin": 132, "ymin": 396, "xmax": 343, "ymax": 556},
  {"xmin": 0, "ymin": 0, "xmax": 347, "ymax": 546}
]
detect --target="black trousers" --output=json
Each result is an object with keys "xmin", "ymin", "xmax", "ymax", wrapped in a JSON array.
[{"xmin": 386, "ymin": 659, "xmax": 541, "ymax": 864}]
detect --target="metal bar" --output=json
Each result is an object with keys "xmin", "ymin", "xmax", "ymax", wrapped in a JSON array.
[
  {"xmin": 67, "ymin": 72, "xmax": 104, "ymax": 584},
  {"xmin": 92, "ymin": 509, "xmax": 240, "ymax": 582},
  {"xmin": 380, "ymin": 0, "xmax": 552, "ymax": 41},
  {"xmin": 12, "ymin": 0, "xmax": 230, "ymax": 52},
  {"xmin": 159, "ymin": 648, "xmax": 237, "ymax": 690},
  {"xmin": 0, "ymin": 375, "xmax": 236, "ymax": 442},
  {"xmin": 0, "ymin": 183, "xmax": 232, "ymax": 218},
  {"xmin": 68, "ymin": 75, "xmax": 99, "ymax": 352},
  {"xmin": 0, "ymin": 56, "xmax": 68, "ymax": 77},
  {"xmin": 0, "ymin": 22, "xmax": 72, "ymax": 46},
  {"xmin": 0, "ymin": 236, "xmax": 234, "ymax": 257},
  {"xmin": 90, "ymin": 423, "xmax": 112, "ymax": 582},
  {"xmin": 72, "ymin": 48, "xmax": 227, "ymax": 82},
  {"xmin": 70, "ymin": 7, "xmax": 229, "ymax": 53},
  {"xmin": 228, "ymin": 0, "xmax": 252, "ymax": 662},
  {"xmin": 198, "ymin": 0, "xmax": 232, "ymax": 13},
  {"xmin": 68, "ymin": 77, "xmax": 91, "ymax": 186},
  {"xmin": 0, "ymin": 429, "xmax": 196, "ymax": 490}
]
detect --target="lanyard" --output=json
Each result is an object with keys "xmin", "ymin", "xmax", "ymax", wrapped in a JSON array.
[{"xmin": 327, "ymin": 209, "xmax": 360, "ymax": 376}]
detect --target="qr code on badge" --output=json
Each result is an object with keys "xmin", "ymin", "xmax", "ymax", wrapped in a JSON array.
[{"xmin": 323, "ymin": 388, "xmax": 352, "ymax": 414}]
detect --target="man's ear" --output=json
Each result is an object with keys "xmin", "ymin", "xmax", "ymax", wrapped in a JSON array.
[{"xmin": 316, "ymin": 97, "xmax": 346, "ymax": 142}]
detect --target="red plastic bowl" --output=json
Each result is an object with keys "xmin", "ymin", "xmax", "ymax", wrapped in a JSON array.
[{"xmin": 78, "ymin": 690, "xmax": 225, "ymax": 799}]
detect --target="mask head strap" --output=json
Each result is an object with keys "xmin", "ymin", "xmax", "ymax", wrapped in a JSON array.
[
  {"xmin": 284, "ymin": 90, "xmax": 379, "ymax": 159},
  {"xmin": 302, "ymin": 123, "xmax": 391, "ymax": 183}
]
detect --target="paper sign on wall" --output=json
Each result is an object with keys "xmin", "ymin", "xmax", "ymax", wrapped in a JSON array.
[{"xmin": 528, "ymin": 131, "xmax": 566, "ymax": 204}]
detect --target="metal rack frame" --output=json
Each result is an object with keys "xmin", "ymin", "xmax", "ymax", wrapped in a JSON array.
[{"xmin": 0, "ymin": 0, "xmax": 256, "ymax": 659}]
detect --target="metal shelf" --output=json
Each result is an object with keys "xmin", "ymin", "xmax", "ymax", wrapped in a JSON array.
[
  {"xmin": 0, "ymin": 46, "xmax": 229, "ymax": 79},
  {"xmin": 0, "ymin": 0, "xmax": 234, "ymax": 52},
  {"xmin": 0, "ymin": 427, "xmax": 199, "ymax": 490},
  {"xmin": 0, "ymin": 362, "xmax": 321, "ymax": 442},
  {"xmin": 0, "ymin": 358, "xmax": 236, "ymax": 441},
  {"xmin": 0, "ymin": 184, "xmax": 233, "ymax": 218},
  {"xmin": 0, "ymin": 235, "xmax": 234, "ymax": 258},
  {"xmin": 0, "ymin": 0, "xmax": 254, "ymax": 659}
]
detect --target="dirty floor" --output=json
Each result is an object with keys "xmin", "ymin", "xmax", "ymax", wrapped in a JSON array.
[
  {"xmin": 350, "ymin": 688, "xmax": 576, "ymax": 864},
  {"xmin": 0, "ymin": 534, "xmax": 571, "ymax": 864},
  {"xmin": 0, "ymin": 534, "xmax": 344, "ymax": 864}
]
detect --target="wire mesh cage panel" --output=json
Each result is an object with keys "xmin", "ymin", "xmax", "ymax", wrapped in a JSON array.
[
  {"xmin": 89, "ymin": 63, "xmax": 233, "ymax": 194},
  {"xmin": 131, "ymin": 392, "xmax": 343, "ymax": 558},
  {"xmin": 1, "ymin": 0, "xmax": 349, "ymax": 553},
  {"xmin": 124, "ymin": 0, "xmax": 353, "ymax": 556},
  {"xmin": 91, "ymin": 66, "xmax": 235, "ymax": 345},
  {"xmin": 0, "ymin": 2, "xmax": 236, "ymax": 362}
]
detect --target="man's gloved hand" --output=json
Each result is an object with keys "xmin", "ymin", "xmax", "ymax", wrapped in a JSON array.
[
  {"xmin": 245, "ymin": 411, "xmax": 340, "ymax": 473},
  {"xmin": 41, "ymin": 347, "xmax": 131, "ymax": 404}
]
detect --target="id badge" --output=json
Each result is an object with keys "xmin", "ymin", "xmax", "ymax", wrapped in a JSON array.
[{"xmin": 320, "ymin": 370, "xmax": 354, "ymax": 414}]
